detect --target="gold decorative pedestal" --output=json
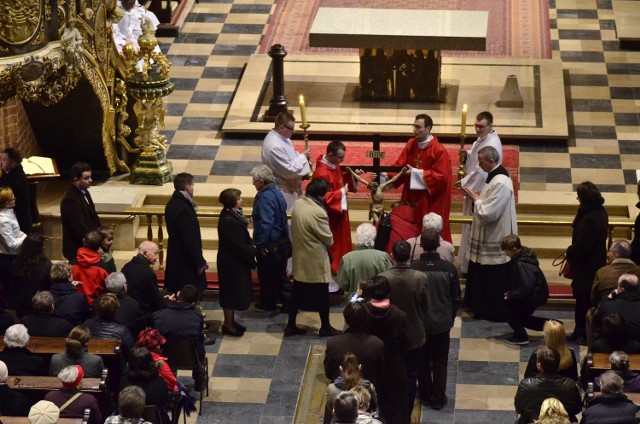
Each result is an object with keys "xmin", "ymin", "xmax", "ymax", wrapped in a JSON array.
[{"xmin": 130, "ymin": 149, "xmax": 173, "ymax": 185}]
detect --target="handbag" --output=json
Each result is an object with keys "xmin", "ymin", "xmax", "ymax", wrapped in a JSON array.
[
  {"xmin": 552, "ymin": 252, "xmax": 573, "ymax": 279},
  {"xmin": 269, "ymin": 237, "xmax": 292, "ymax": 261}
]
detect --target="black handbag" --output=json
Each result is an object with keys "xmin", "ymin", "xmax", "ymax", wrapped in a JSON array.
[{"xmin": 270, "ymin": 237, "xmax": 292, "ymax": 261}]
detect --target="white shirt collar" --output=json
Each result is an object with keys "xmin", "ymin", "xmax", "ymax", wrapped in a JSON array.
[
  {"xmin": 417, "ymin": 134, "xmax": 434, "ymax": 149},
  {"xmin": 321, "ymin": 155, "xmax": 336, "ymax": 169}
]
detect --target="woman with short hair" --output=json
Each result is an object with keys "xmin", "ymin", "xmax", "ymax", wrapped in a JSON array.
[{"xmin": 0, "ymin": 187, "xmax": 26, "ymax": 307}]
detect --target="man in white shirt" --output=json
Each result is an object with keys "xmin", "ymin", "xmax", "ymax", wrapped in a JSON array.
[
  {"xmin": 458, "ymin": 111, "xmax": 503, "ymax": 274},
  {"xmin": 262, "ymin": 112, "xmax": 311, "ymax": 211}
]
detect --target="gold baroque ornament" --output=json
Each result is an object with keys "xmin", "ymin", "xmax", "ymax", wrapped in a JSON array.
[
  {"xmin": 94, "ymin": 5, "xmax": 108, "ymax": 62},
  {"xmin": 11, "ymin": 55, "xmax": 82, "ymax": 106},
  {"xmin": 0, "ymin": 0, "xmax": 42, "ymax": 45}
]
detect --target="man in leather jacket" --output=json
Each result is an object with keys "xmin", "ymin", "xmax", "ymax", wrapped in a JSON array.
[{"xmin": 514, "ymin": 346, "xmax": 582, "ymax": 423}]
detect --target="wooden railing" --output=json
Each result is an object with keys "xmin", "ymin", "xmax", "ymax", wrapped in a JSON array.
[{"xmin": 102, "ymin": 208, "xmax": 635, "ymax": 270}]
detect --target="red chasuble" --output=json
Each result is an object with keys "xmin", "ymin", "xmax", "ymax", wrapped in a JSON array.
[
  {"xmin": 391, "ymin": 135, "xmax": 453, "ymax": 242},
  {"xmin": 314, "ymin": 155, "xmax": 354, "ymax": 274}
]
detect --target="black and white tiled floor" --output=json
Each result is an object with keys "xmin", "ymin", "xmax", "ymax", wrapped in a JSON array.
[{"xmin": 155, "ymin": 0, "xmax": 638, "ymax": 422}]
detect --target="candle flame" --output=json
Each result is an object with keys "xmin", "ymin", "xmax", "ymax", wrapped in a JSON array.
[
  {"xmin": 463, "ymin": 104, "xmax": 467, "ymax": 112},
  {"xmin": 299, "ymin": 95, "xmax": 304, "ymax": 102}
]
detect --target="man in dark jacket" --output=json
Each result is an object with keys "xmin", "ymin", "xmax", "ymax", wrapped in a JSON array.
[
  {"xmin": 152, "ymin": 285, "xmax": 207, "ymax": 390},
  {"xmin": 60, "ymin": 162, "xmax": 101, "ymax": 261},
  {"xmin": 50, "ymin": 262, "xmax": 90, "ymax": 326},
  {"xmin": 22, "ymin": 291, "xmax": 73, "ymax": 337},
  {"xmin": 164, "ymin": 173, "xmax": 207, "ymax": 294},
  {"xmin": 251, "ymin": 165, "xmax": 290, "ymax": 311},
  {"xmin": 0, "ymin": 324, "xmax": 46, "ymax": 376},
  {"xmin": 378, "ymin": 239, "xmax": 426, "ymax": 416},
  {"xmin": 324, "ymin": 301, "xmax": 385, "ymax": 387},
  {"xmin": 121, "ymin": 241, "xmax": 170, "ymax": 325},
  {"xmin": 0, "ymin": 147, "xmax": 32, "ymax": 233},
  {"xmin": 583, "ymin": 371, "xmax": 639, "ymax": 424},
  {"xmin": 593, "ymin": 274, "xmax": 640, "ymax": 341},
  {"xmin": 0, "ymin": 360, "xmax": 30, "ymax": 416},
  {"xmin": 411, "ymin": 228, "xmax": 461, "ymax": 410},
  {"xmin": 514, "ymin": 346, "xmax": 582, "ymax": 424},
  {"xmin": 501, "ymin": 235, "xmax": 549, "ymax": 345}
]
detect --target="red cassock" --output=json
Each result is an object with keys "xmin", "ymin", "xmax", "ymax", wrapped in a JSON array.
[
  {"xmin": 390, "ymin": 135, "xmax": 453, "ymax": 242},
  {"xmin": 314, "ymin": 156, "xmax": 354, "ymax": 274}
]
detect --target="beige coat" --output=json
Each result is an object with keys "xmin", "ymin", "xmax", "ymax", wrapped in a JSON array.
[{"xmin": 291, "ymin": 197, "xmax": 333, "ymax": 283}]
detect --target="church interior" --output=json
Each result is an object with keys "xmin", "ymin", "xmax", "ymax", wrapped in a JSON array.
[{"xmin": 2, "ymin": 0, "xmax": 640, "ymax": 422}]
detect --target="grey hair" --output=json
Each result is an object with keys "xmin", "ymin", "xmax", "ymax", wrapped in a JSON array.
[
  {"xmin": 105, "ymin": 272, "xmax": 127, "ymax": 294},
  {"xmin": 478, "ymin": 146, "xmax": 500, "ymax": 163},
  {"xmin": 610, "ymin": 239, "xmax": 632, "ymax": 259},
  {"xmin": 58, "ymin": 365, "xmax": 80, "ymax": 384},
  {"xmin": 250, "ymin": 165, "xmax": 275, "ymax": 185},
  {"xmin": 4, "ymin": 324, "xmax": 30, "ymax": 348},
  {"xmin": 609, "ymin": 351, "xmax": 630, "ymax": 372},
  {"xmin": 355, "ymin": 223, "xmax": 377, "ymax": 248},
  {"xmin": 422, "ymin": 212, "xmax": 443, "ymax": 233},
  {"xmin": 600, "ymin": 371, "xmax": 624, "ymax": 394}
]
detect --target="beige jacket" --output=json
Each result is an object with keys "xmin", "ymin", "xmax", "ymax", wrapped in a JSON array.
[{"xmin": 291, "ymin": 197, "xmax": 333, "ymax": 283}]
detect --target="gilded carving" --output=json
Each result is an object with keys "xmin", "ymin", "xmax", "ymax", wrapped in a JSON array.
[
  {"xmin": 10, "ymin": 55, "xmax": 82, "ymax": 106},
  {"xmin": 0, "ymin": 0, "xmax": 42, "ymax": 45},
  {"xmin": 94, "ymin": 5, "xmax": 107, "ymax": 62}
]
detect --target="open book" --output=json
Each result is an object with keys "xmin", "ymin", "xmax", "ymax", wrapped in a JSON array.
[{"xmin": 22, "ymin": 156, "xmax": 57, "ymax": 176}]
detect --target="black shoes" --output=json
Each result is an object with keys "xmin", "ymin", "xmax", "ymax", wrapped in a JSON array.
[
  {"xmin": 504, "ymin": 335, "xmax": 530, "ymax": 345},
  {"xmin": 204, "ymin": 335, "xmax": 217, "ymax": 345},
  {"xmin": 221, "ymin": 325, "xmax": 244, "ymax": 337},
  {"xmin": 319, "ymin": 327, "xmax": 342, "ymax": 337},
  {"xmin": 431, "ymin": 395, "xmax": 448, "ymax": 410},
  {"xmin": 234, "ymin": 321, "xmax": 247, "ymax": 332},
  {"xmin": 284, "ymin": 326, "xmax": 306, "ymax": 337}
]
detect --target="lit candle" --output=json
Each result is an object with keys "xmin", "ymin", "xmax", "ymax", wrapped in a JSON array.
[
  {"xmin": 299, "ymin": 95, "xmax": 307, "ymax": 127},
  {"xmin": 461, "ymin": 104, "xmax": 468, "ymax": 136}
]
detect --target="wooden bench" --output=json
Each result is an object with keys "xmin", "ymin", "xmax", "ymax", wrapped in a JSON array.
[
  {"xmin": 586, "ymin": 352, "xmax": 640, "ymax": 382},
  {"xmin": 0, "ymin": 337, "xmax": 120, "ymax": 356},
  {"xmin": 7, "ymin": 369, "xmax": 108, "ymax": 394},
  {"xmin": 1, "ymin": 414, "xmax": 89, "ymax": 424},
  {"xmin": 586, "ymin": 381, "xmax": 640, "ymax": 404}
]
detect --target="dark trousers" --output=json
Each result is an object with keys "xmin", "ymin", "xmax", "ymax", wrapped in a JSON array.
[
  {"xmin": 0, "ymin": 253, "xmax": 16, "ymax": 309},
  {"xmin": 287, "ymin": 281, "xmax": 330, "ymax": 329},
  {"xmin": 405, "ymin": 347, "xmax": 421, "ymax": 417},
  {"xmin": 573, "ymin": 289, "xmax": 591, "ymax": 336},
  {"xmin": 418, "ymin": 330, "xmax": 450, "ymax": 405},
  {"xmin": 257, "ymin": 253, "xmax": 290, "ymax": 309},
  {"xmin": 505, "ymin": 300, "xmax": 547, "ymax": 339}
]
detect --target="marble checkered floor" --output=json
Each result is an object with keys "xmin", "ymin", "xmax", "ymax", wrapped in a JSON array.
[{"xmin": 153, "ymin": 0, "xmax": 640, "ymax": 422}]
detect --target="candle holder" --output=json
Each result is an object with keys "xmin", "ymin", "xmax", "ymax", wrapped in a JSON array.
[
  {"xmin": 299, "ymin": 123, "xmax": 313, "ymax": 177},
  {"xmin": 453, "ymin": 132, "xmax": 466, "ymax": 189}
]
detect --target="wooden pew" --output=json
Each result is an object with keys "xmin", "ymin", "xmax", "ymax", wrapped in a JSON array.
[
  {"xmin": 7, "ymin": 369, "xmax": 108, "ymax": 393},
  {"xmin": 2, "ymin": 412, "xmax": 89, "ymax": 424},
  {"xmin": 586, "ymin": 352, "xmax": 640, "ymax": 382},
  {"xmin": 0, "ymin": 337, "xmax": 120, "ymax": 356}
]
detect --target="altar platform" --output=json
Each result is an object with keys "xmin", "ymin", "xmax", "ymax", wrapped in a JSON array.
[{"xmin": 223, "ymin": 54, "xmax": 568, "ymax": 140}]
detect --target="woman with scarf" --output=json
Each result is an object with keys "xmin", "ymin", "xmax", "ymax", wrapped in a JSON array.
[{"xmin": 217, "ymin": 188, "xmax": 257, "ymax": 336}]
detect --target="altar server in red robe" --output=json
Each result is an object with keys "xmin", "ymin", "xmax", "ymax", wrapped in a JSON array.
[
  {"xmin": 313, "ymin": 140, "xmax": 361, "ymax": 283},
  {"xmin": 388, "ymin": 114, "xmax": 452, "ymax": 242}
]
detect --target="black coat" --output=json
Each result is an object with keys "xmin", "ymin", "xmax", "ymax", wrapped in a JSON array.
[
  {"xmin": 515, "ymin": 373, "xmax": 582, "ymax": 424},
  {"xmin": 14, "ymin": 259, "xmax": 52, "ymax": 317},
  {"xmin": 152, "ymin": 301, "xmax": 205, "ymax": 359},
  {"xmin": 164, "ymin": 191, "xmax": 206, "ymax": 293},
  {"xmin": 216, "ymin": 209, "xmax": 256, "ymax": 311},
  {"xmin": 324, "ymin": 330, "xmax": 385, "ymax": 386},
  {"xmin": 121, "ymin": 254, "xmax": 167, "ymax": 321},
  {"xmin": 60, "ymin": 185, "xmax": 101, "ymax": 261},
  {"xmin": 0, "ymin": 347, "xmax": 46, "ymax": 376},
  {"xmin": 362, "ymin": 303, "xmax": 410, "ymax": 424},
  {"xmin": 582, "ymin": 393, "xmax": 639, "ymax": 424},
  {"xmin": 0, "ymin": 384, "xmax": 30, "ymax": 416},
  {"xmin": 50, "ymin": 279, "xmax": 90, "ymax": 326},
  {"xmin": 594, "ymin": 291, "xmax": 640, "ymax": 340},
  {"xmin": 0, "ymin": 164, "xmax": 32, "ymax": 233},
  {"xmin": 506, "ymin": 247, "xmax": 549, "ymax": 307},
  {"xmin": 22, "ymin": 313, "xmax": 73, "ymax": 337},
  {"xmin": 631, "ymin": 201, "xmax": 640, "ymax": 265},
  {"xmin": 566, "ymin": 202, "xmax": 608, "ymax": 292}
]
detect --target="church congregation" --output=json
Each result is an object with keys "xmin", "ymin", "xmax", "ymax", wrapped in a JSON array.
[{"xmin": 3, "ymin": 103, "xmax": 640, "ymax": 423}]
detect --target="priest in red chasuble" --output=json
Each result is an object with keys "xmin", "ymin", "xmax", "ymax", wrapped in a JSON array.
[
  {"xmin": 388, "ymin": 114, "xmax": 453, "ymax": 242},
  {"xmin": 313, "ymin": 140, "xmax": 361, "ymax": 278}
]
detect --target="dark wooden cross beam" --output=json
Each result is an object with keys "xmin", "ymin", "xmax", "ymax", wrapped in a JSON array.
[{"xmin": 355, "ymin": 133, "xmax": 404, "ymax": 182}]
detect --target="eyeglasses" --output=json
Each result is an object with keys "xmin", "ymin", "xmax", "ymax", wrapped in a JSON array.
[{"xmin": 474, "ymin": 123, "xmax": 491, "ymax": 129}]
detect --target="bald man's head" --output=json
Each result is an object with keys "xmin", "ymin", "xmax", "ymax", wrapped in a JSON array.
[{"xmin": 138, "ymin": 241, "xmax": 159, "ymax": 264}]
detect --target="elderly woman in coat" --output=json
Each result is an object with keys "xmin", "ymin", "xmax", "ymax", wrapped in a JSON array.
[
  {"xmin": 286, "ymin": 178, "xmax": 341, "ymax": 337},
  {"xmin": 217, "ymin": 188, "xmax": 256, "ymax": 336}
]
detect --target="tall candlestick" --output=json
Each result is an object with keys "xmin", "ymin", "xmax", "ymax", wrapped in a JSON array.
[
  {"xmin": 461, "ymin": 104, "xmax": 468, "ymax": 137},
  {"xmin": 299, "ymin": 95, "xmax": 307, "ymax": 127}
]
